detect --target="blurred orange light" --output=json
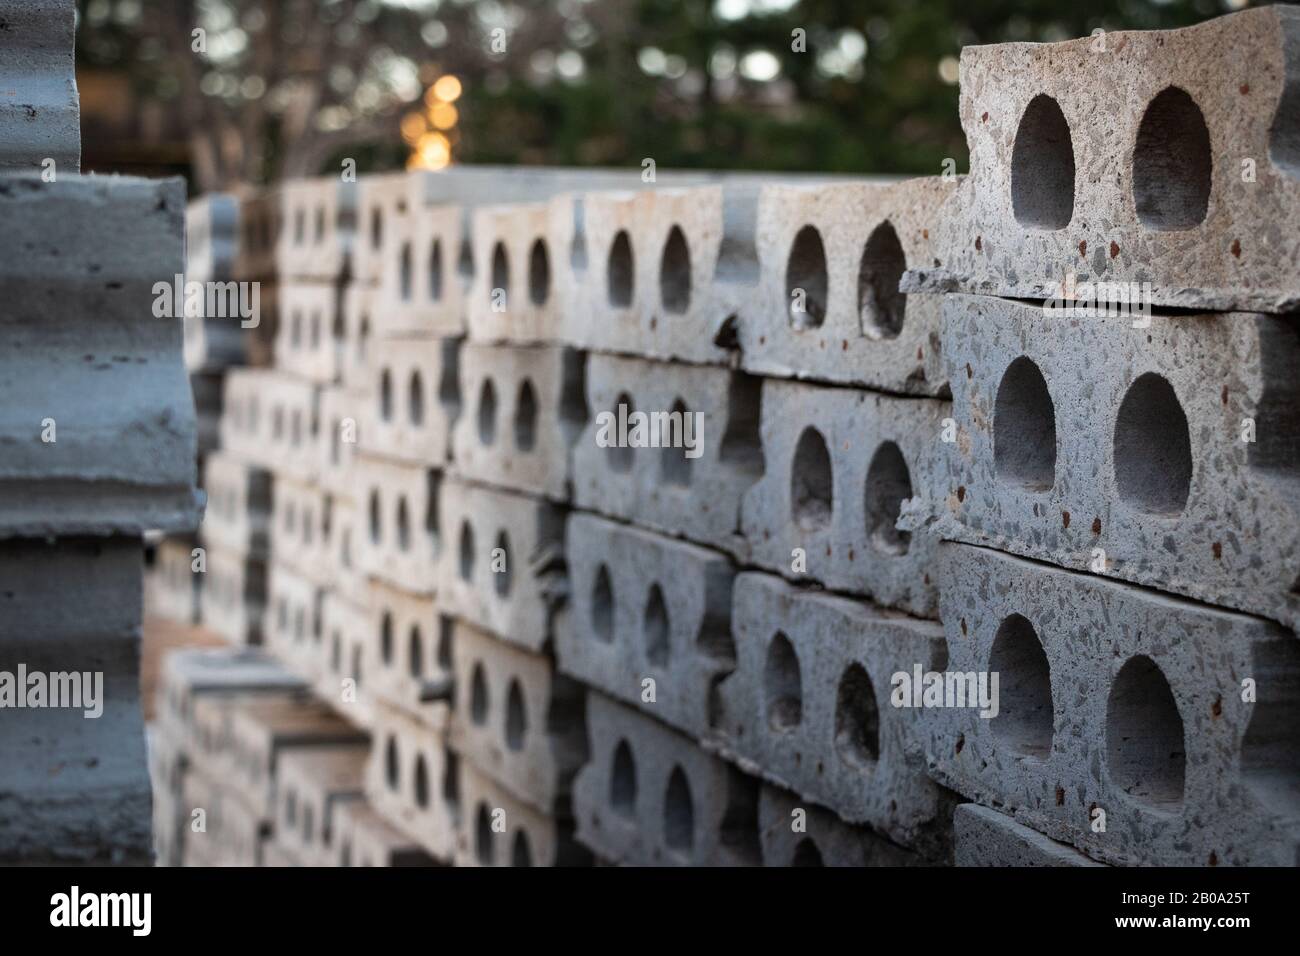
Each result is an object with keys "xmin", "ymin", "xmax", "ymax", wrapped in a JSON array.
[
  {"xmin": 431, "ymin": 75, "xmax": 462, "ymax": 103},
  {"xmin": 401, "ymin": 111, "xmax": 428, "ymax": 145},
  {"xmin": 429, "ymin": 102, "xmax": 458, "ymax": 130},
  {"xmin": 412, "ymin": 131, "xmax": 451, "ymax": 170}
]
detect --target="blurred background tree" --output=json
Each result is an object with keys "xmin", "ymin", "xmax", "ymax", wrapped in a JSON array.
[{"xmin": 74, "ymin": 0, "xmax": 1245, "ymax": 191}]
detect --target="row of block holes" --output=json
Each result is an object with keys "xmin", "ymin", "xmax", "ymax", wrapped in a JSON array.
[
  {"xmin": 603, "ymin": 394, "xmax": 695, "ymax": 486},
  {"xmin": 377, "ymin": 612, "xmax": 453, "ymax": 678},
  {"xmin": 475, "ymin": 804, "xmax": 533, "ymax": 866},
  {"xmin": 291, "ymin": 205, "xmax": 331, "ymax": 247},
  {"xmin": 468, "ymin": 664, "xmax": 529, "ymax": 753},
  {"xmin": 765, "ymin": 634, "xmax": 881, "ymax": 768},
  {"xmin": 477, "ymin": 378, "xmax": 539, "ymax": 450},
  {"xmin": 1011, "ymin": 87, "xmax": 1215, "ymax": 232},
  {"xmin": 383, "ymin": 735, "xmax": 460, "ymax": 822},
  {"xmin": 789, "ymin": 429, "xmax": 914, "ymax": 554},
  {"xmin": 994, "ymin": 358, "xmax": 1193, "ymax": 514},
  {"xmin": 608, "ymin": 744, "xmax": 697, "ymax": 853},
  {"xmin": 397, "ymin": 239, "xmax": 475, "ymax": 303},
  {"xmin": 457, "ymin": 523, "xmax": 513, "ymax": 597}
]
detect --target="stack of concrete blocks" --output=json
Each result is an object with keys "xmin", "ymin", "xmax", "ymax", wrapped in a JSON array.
[
  {"xmin": 899, "ymin": 6, "xmax": 1300, "ymax": 866},
  {"xmin": 556, "ymin": 170, "xmax": 961, "ymax": 865},
  {"xmin": 0, "ymin": 0, "xmax": 202, "ymax": 864}
]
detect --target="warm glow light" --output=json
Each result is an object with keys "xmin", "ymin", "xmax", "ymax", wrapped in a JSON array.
[
  {"xmin": 429, "ymin": 101, "xmax": 458, "ymax": 130},
  {"xmin": 410, "ymin": 130, "xmax": 451, "ymax": 170},
  {"xmin": 431, "ymin": 74, "xmax": 462, "ymax": 103},
  {"xmin": 401, "ymin": 111, "xmax": 428, "ymax": 145}
]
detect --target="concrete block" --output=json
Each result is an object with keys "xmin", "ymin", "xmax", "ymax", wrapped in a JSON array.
[
  {"xmin": 713, "ymin": 572, "xmax": 953, "ymax": 852},
  {"xmin": 905, "ymin": 7, "xmax": 1300, "ymax": 313},
  {"xmin": 186, "ymin": 193, "xmax": 239, "ymax": 284},
  {"xmin": 573, "ymin": 354, "xmax": 763, "ymax": 552},
  {"xmin": 435, "ymin": 476, "xmax": 567, "ymax": 653},
  {"xmin": 0, "ymin": 175, "xmax": 201, "ymax": 536},
  {"xmin": 740, "ymin": 177, "xmax": 949, "ymax": 395},
  {"xmin": 190, "ymin": 369, "xmax": 224, "ymax": 457},
  {"xmin": 361, "ymin": 335, "xmax": 459, "ymax": 467},
  {"xmin": 954, "ymin": 804, "xmax": 1105, "ymax": 867},
  {"xmin": 219, "ymin": 367, "xmax": 321, "ymax": 484},
  {"xmin": 365, "ymin": 701, "xmax": 457, "ymax": 861},
  {"xmin": 338, "ymin": 284, "xmax": 378, "ymax": 391},
  {"xmin": 317, "ymin": 386, "xmax": 366, "ymax": 500},
  {"xmin": 454, "ymin": 758, "xmax": 589, "ymax": 867},
  {"xmin": 918, "ymin": 294, "xmax": 1300, "ymax": 629},
  {"xmin": 225, "ymin": 692, "xmax": 368, "ymax": 823},
  {"xmin": 269, "ymin": 475, "xmax": 334, "ymax": 588},
  {"xmin": 317, "ymin": 591, "xmax": 373, "ymax": 729},
  {"xmin": 321, "ymin": 496, "xmax": 368, "ymax": 610},
  {"xmin": 451, "ymin": 619, "xmax": 586, "ymax": 813},
  {"xmin": 275, "ymin": 743, "xmax": 369, "ymax": 867},
  {"xmin": 157, "ymin": 646, "xmax": 305, "ymax": 740},
  {"xmin": 572, "ymin": 692, "xmax": 763, "ymax": 866},
  {"xmin": 365, "ymin": 578, "xmax": 455, "ymax": 724},
  {"xmin": 558, "ymin": 512, "xmax": 736, "ymax": 740},
  {"xmin": 145, "ymin": 534, "xmax": 200, "ymax": 625},
  {"xmin": 354, "ymin": 454, "xmax": 439, "ymax": 595},
  {"xmin": 275, "ymin": 176, "xmax": 356, "ymax": 282},
  {"xmin": 758, "ymin": 784, "xmax": 927, "ymax": 867},
  {"xmin": 375, "ymin": 184, "xmax": 467, "ymax": 337},
  {"xmin": 466, "ymin": 201, "xmax": 562, "ymax": 344},
  {"xmin": 333, "ymin": 799, "xmax": 437, "ymax": 867},
  {"xmin": 353, "ymin": 172, "xmax": 411, "ymax": 287},
  {"xmin": 260, "ymin": 839, "xmax": 304, "ymax": 867},
  {"xmin": 741, "ymin": 378, "xmax": 948, "ymax": 616},
  {"xmin": 200, "ymin": 450, "xmax": 271, "ymax": 559},
  {"xmin": 275, "ymin": 280, "xmax": 344, "ymax": 384},
  {"xmin": 451, "ymin": 343, "xmax": 584, "ymax": 500},
  {"xmin": 930, "ymin": 541, "xmax": 1300, "ymax": 867},
  {"xmin": 0, "ymin": 0, "xmax": 79, "ymax": 172},
  {"xmin": 263, "ymin": 561, "xmax": 327, "ymax": 684},
  {"xmin": 0, "ymin": 537, "xmax": 151, "ymax": 864},
  {"xmin": 199, "ymin": 543, "xmax": 267, "ymax": 646}
]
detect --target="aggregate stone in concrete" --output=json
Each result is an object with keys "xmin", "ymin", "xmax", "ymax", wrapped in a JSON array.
[
  {"xmin": 455, "ymin": 757, "xmax": 591, "ymax": 867},
  {"xmin": 332, "ymin": 798, "xmax": 436, "ymax": 867},
  {"xmin": 354, "ymin": 453, "xmax": 439, "ymax": 595},
  {"xmin": 435, "ymin": 476, "xmax": 567, "ymax": 654},
  {"xmin": 903, "ymin": 7, "xmax": 1300, "ymax": 313},
  {"xmin": 274, "ymin": 176, "xmax": 356, "ymax": 282},
  {"xmin": 558, "ymin": 512, "xmax": 737, "ymax": 740},
  {"xmin": 741, "ymin": 177, "xmax": 951, "ymax": 396},
  {"xmin": 225, "ymin": 692, "xmax": 368, "ymax": 823},
  {"xmin": 361, "ymin": 335, "xmax": 458, "ymax": 467},
  {"xmin": 0, "ymin": 537, "xmax": 151, "ymax": 864},
  {"xmin": 0, "ymin": 175, "xmax": 201, "ymax": 536},
  {"xmin": 909, "ymin": 293, "xmax": 1300, "ymax": 630},
  {"xmin": 572, "ymin": 691, "xmax": 763, "ymax": 866},
  {"xmin": 758, "ymin": 783, "xmax": 929, "ymax": 867},
  {"xmin": 263, "ymin": 561, "xmax": 328, "ymax": 685},
  {"xmin": 451, "ymin": 619, "xmax": 587, "ymax": 814},
  {"xmin": 573, "ymin": 353, "xmax": 763, "ymax": 553},
  {"xmin": 930, "ymin": 541, "xmax": 1300, "ymax": 867},
  {"xmin": 712, "ymin": 571, "xmax": 953, "ymax": 853},
  {"xmin": 276, "ymin": 742, "xmax": 369, "ymax": 867},
  {"xmin": 365, "ymin": 700, "xmax": 457, "ymax": 861},
  {"xmin": 451, "ymin": 343, "xmax": 586, "ymax": 501},
  {"xmin": 954, "ymin": 804, "xmax": 1105, "ymax": 867},
  {"xmin": 0, "ymin": 0, "xmax": 79, "ymax": 172},
  {"xmin": 740, "ymin": 378, "xmax": 950, "ymax": 616},
  {"xmin": 364, "ymin": 578, "xmax": 455, "ymax": 726},
  {"xmin": 219, "ymin": 367, "xmax": 321, "ymax": 485},
  {"xmin": 199, "ymin": 542, "xmax": 267, "ymax": 647},
  {"xmin": 200, "ymin": 449, "xmax": 271, "ymax": 559},
  {"xmin": 275, "ymin": 280, "xmax": 344, "ymax": 385}
]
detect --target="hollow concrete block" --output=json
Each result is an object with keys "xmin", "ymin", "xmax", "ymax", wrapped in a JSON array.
[
  {"xmin": 572, "ymin": 692, "xmax": 763, "ymax": 866},
  {"xmin": 435, "ymin": 476, "xmax": 567, "ymax": 653},
  {"xmin": 954, "ymin": 804, "xmax": 1105, "ymax": 867},
  {"xmin": 741, "ymin": 177, "xmax": 950, "ymax": 395},
  {"xmin": 573, "ymin": 353, "xmax": 763, "ymax": 553},
  {"xmin": 929, "ymin": 541, "xmax": 1300, "ymax": 867},
  {"xmin": 317, "ymin": 385, "xmax": 366, "ymax": 500},
  {"xmin": 451, "ymin": 343, "xmax": 585, "ymax": 501},
  {"xmin": 263, "ymin": 561, "xmax": 327, "ymax": 684},
  {"xmin": 455, "ymin": 758, "xmax": 589, "ymax": 867},
  {"xmin": 912, "ymin": 293, "xmax": 1300, "ymax": 630},
  {"xmin": 740, "ymin": 378, "xmax": 949, "ymax": 616},
  {"xmin": 274, "ymin": 743, "xmax": 369, "ymax": 867},
  {"xmin": 200, "ymin": 450, "xmax": 271, "ymax": 559},
  {"xmin": 354, "ymin": 454, "xmax": 439, "ymax": 595},
  {"xmin": 219, "ymin": 367, "xmax": 321, "ymax": 485},
  {"xmin": 274, "ymin": 176, "xmax": 356, "ymax": 282},
  {"xmin": 365, "ymin": 700, "xmax": 457, "ymax": 861},
  {"xmin": 713, "ymin": 571, "xmax": 953, "ymax": 853},
  {"xmin": 558, "ymin": 512, "xmax": 736, "ymax": 740},
  {"xmin": 353, "ymin": 172, "xmax": 413, "ymax": 287},
  {"xmin": 332, "ymin": 799, "xmax": 437, "ymax": 867},
  {"xmin": 198, "ymin": 543, "xmax": 266, "ymax": 647},
  {"xmin": 0, "ymin": 174, "xmax": 201, "ymax": 536},
  {"xmin": 275, "ymin": 281, "xmax": 344, "ymax": 385},
  {"xmin": 361, "ymin": 335, "xmax": 459, "ymax": 467},
  {"xmin": 466, "ymin": 201, "xmax": 563, "ymax": 344},
  {"xmin": 905, "ymin": 7, "xmax": 1300, "ymax": 313},
  {"xmin": 451, "ymin": 619, "xmax": 587, "ymax": 814},
  {"xmin": 758, "ymin": 784, "xmax": 928, "ymax": 867},
  {"xmin": 145, "ymin": 534, "xmax": 201, "ymax": 626},
  {"xmin": 317, "ymin": 590, "xmax": 372, "ymax": 729},
  {"xmin": 364, "ymin": 578, "xmax": 455, "ymax": 724},
  {"xmin": 0, "ymin": 0, "xmax": 79, "ymax": 172}
]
